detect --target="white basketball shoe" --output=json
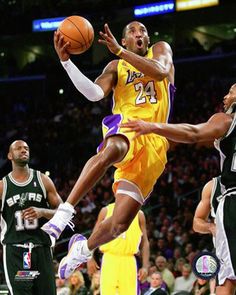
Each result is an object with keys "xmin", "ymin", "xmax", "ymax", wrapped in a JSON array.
[
  {"xmin": 58, "ymin": 234, "xmax": 92, "ymax": 279},
  {"xmin": 41, "ymin": 203, "xmax": 75, "ymax": 239}
]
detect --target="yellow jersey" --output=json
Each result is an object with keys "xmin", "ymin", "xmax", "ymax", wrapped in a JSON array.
[
  {"xmin": 99, "ymin": 203, "xmax": 142, "ymax": 255},
  {"xmin": 112, "ymin": 46, "xmax": 174, "ymax": 123}
]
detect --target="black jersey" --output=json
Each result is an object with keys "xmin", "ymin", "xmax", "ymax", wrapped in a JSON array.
[
  {"xmin": 215, "ymin": 112, "xmax": 236, "ymax": 192},
  {"xmin": 1, "ymin": 169, "xmax": 51, "ymax": 245},
  {"xmin": 210, "ymin": 176, "xmax": 224, "ymax": 218}
]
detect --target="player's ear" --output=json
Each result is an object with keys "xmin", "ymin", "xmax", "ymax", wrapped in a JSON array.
[
  {"xmin": 7, "ymin": 152, "xmax": 12, "ymax": 160},
  {"xmin": 121, "ymin": 38, "xmax": 126, "ymax": 47}
]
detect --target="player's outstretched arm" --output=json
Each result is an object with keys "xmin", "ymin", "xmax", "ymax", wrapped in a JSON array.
[
  {"xmin": 99, "ymin": 24, "xmax": 173, "ymax": 81},
  {"xmin": 121, "ymin": 113, "xmax": 232, "ymax": 143}
]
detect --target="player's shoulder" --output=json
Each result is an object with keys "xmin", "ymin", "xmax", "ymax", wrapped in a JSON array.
[
  {"xmin": 104, "ymin": 59, "xmax": 119, "ymax": 72},
  {"xmin": 208, "ymin": 112, "xmax": 233, "ymax": 125},
  {"xmin": 153, "ymin": 40, "xmax": 172, "ymax": 51}
]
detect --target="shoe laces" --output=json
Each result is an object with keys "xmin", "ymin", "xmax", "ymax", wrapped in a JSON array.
[
  {"xmin": 67, "ymin": 220, "xmax": 75, "ymax": 231},
  {"xmin": 58, "ymin": 207, "xmax": 75, "ymax": 230}
]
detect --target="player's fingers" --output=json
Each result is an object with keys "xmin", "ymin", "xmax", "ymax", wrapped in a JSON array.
[
  {"xmin": 98, "ymin": 39, "xmax": 108, "ymax": 46},
  {"xmin": 131, "ymin": 132, "xmax": 141, "ymax": 140},
  {"xmin": 104, "ymin": 23, "xmax": 114, "ymax": 38},
  {"xmin": 54, "ymin": 31, "xmax": 59, "ymax": 44}
]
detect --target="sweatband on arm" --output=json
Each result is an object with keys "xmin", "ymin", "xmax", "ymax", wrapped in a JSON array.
[{"xmin": 61, "ymin": 59, "xmax": 104, "ymax": 102}]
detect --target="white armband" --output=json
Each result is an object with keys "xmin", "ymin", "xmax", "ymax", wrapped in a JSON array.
[{"xmin": 61, "ymin": 59, "xmax": 104, "ymax": 102}]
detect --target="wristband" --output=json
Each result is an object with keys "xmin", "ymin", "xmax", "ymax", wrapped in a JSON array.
[{"xmin": 116, "ymin": 47, "xmax": 123, "ymax": 56}]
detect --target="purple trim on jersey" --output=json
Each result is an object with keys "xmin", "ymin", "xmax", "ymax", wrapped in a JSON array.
[
  {"xmin": 97, "ymin": 114, "xmax": 122, "ymax": 153},
  {"xmin": 136, "ymin": 257, "xmax": 140, "ymax": 295},
  {"xmin": 168, "ymin": 83, "xmax": 176, "ymax": 122}
]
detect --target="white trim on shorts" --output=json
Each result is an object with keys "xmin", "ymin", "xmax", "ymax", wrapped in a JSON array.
[
  {"xmin": 3, "ymin": 245, "xmax": 13, "ymax": 295},
  {"xmin": 115, "ymin": 179, "xmax": 145, "ymax": 205},
  {"xmin": 216, "ymin": 197, "xmax": 236, "ymax": 285}
]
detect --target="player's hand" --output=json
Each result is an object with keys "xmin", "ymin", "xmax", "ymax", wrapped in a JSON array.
[
  {"xmin": 138, "ymin": 267, "xmax": 148, "ymax": 282},
  {"xmin": 98, "ymin": 23, "xmax": 122, "ymax": 55},
  {"xmin": 54, "ymin": 31, "xmax": 71, "ymax": 61},
  {"xmin": 120, "ymin": 119, "xmax": 156, "ymax": 139},
  {"xmin": 22, "ymin": 207, "xmax": 43, "ymax": 220},
  {"xmin": 87, "ymin": 257, "xmax": 100, "ymax": 278}
]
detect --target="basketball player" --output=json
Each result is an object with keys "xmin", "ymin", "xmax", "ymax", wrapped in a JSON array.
[
  {"xmin": 42, "ymin": 21, "xmax": 175, "ymax": 279},
  {"xmin": 121, "ymin": 83, "xmax": 236, "ymax": 295},
  {"xmin": 193, "ymin": 176, "xmax": 222, "ymax": 237},
  {"xmin": 0, "ymin": 140, "xmax": 63, "ymax": 295},
  {"xmin": 193, "ymin": 176, "xmax": 222, "ymax": 295},
  {"xmin": 87, "ymin": 202, "xmax": 149, "ymax": 295}
]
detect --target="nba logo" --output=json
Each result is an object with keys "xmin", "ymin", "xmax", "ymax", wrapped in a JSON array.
[{"xmin": 23, "ymin": 252, "xmax": 31, "ymax": 269}]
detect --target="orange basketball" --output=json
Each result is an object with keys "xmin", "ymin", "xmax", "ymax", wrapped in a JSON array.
[{"xmin": 58, "ymin": 15, "xmax": 94, "ymax": 55}]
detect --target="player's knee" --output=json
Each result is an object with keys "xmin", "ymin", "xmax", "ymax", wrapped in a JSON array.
[
  {"xmin": 100, "ymin": 138, "xmax": 128, "ymax": 166},
  {"xmin": 111, "ymin": 222, "xmax": 129, "ymax": 238}
]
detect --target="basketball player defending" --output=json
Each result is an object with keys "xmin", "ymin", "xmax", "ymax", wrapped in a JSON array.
[
  {"xmin": 121, "ymin": 83, "xmax": 236, "ymax": 295},
  {"xmin": 42, "ymin": 21, "xmax": 175, "ymax": 280}
]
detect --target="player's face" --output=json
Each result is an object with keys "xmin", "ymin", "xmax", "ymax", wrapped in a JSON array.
[
  {"xmin": 223, "ymin": 84, "xmax": 236, "ymax": 112},
  {"xmin": 122, "ymin": 22, "xmax": 150, "ymax": 56},
  {"xmin": 8, "ymin": 140, "xmax": 30, "ymax": 166}
]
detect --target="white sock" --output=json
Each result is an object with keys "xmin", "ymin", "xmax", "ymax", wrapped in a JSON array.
[{"xmin": 61, "ymin": 202, "xmax": 75, "ymax": 213}]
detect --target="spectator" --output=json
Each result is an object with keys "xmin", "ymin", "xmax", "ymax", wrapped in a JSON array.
[
  {"xmin": 172, "ymin": 263, "xmax": 196, "ymax": 295},
  {"xmin": 155, "ymin": 256, "xmax": 175, "ymax": 293},
  {"xmin": 68, "ymin": 270, "xmax": 88, "ymax": 295}
]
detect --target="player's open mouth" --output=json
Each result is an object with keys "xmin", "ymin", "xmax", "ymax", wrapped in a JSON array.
[{"xmin": 136, "ymin": 39, "xmax": 143, "ymax": 48}]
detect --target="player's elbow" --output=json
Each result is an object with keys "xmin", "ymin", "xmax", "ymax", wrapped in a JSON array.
[{"xmin": 192, "ymin": 219, "xmax": 200, "ymax": 233}]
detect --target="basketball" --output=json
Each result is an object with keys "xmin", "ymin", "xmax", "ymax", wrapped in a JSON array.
[{"xmin": 58, "ymin": 15, "xmax": 94, "ymax": 55}]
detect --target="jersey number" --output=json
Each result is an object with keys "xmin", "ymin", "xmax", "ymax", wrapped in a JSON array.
[
  {"xmin": 135, "ymin": 81, "xmax": 157, "ymax": 105},
  {"xmin": 15, "ymin": 210, "xmax": 38, "ymax": 231}
]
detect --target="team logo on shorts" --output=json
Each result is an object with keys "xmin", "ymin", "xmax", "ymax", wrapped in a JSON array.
[
  {"xmin": 192, "ymin": 251, "xmax": 220, "ymax": 279},
  {"xmin": 23, "ymin": 252, "xmax": 31, "ymax": 269}
]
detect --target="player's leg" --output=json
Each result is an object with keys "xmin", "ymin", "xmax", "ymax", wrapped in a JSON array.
[
  {"xmin": 216, "ymin": 279, "xmax": 236, "ymax": 295},
  {"xmin": 67, "ymin": 136, "xmax": 128, "ymax": 206},
  {"xmin": 33, "ymin": 247, "xmax": 56, "ymax": 295},
  {"xmin": 41, "ymin": 135, "xmax": 129, "ymax": 239},
  {"xmin": 3, "ymin": 245, "xmax": 33, "ymax": 295},
  {"xmin": 88, "ymin": 194, "xmax": 141, "ymax": 249},
  {"xmin": 119, "ymin": 256, "xmax": 139, "ymax": 295},
  {"xmin": 100, "ymin": 254, "xmax": 120, "ymax": 295},
  {"xmin": 58, "ymin": 194, "xmax": 141, "ymax": 279}
]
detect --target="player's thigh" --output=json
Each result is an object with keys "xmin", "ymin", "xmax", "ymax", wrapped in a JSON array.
[{"xmin": 216, "ymin": 279, "xmax": 236, "ymax": 295}]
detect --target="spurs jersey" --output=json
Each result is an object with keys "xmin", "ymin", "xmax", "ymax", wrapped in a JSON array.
[
  {"xmin": 210, "ymin": 176, "xmax": 223, "ymax": 218},
  {"xmin": 99, "ymin": 203, "xmax": 142, "ymax": 255},
  {"xmin": 215, "ymin": 112, "xmax": 236, "ymax": 192},
  {"xmin": 112, "ymin": 46, "xmax": 175, "ymax": 123},
  {"xmin": 1, "ymin": 169, "xmax": 51, "ymax": 245}
]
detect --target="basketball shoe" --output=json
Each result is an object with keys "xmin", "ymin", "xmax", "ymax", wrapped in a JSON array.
[
  {"xmin": 41, "ymin": 203, "xmax": 75, "ymax": 239},
  {"xmin": 58, "ymin": 234, "xmax": 92, "ymax": 279}
]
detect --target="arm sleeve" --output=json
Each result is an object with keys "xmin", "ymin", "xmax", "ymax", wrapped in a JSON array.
[{"xmin": 61, "ymin": 59, "xmax": 104, "ymax": 102}]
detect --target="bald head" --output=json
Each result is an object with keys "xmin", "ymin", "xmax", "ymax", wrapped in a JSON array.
[
  {"xmin": 122, "ymin": 21, "xmax": 147, "ymax": 38},
  {"xmin": 9, "ymin": 140, "xmax": 28, "ymax": 153},
  {"xmin": 8, "ymin": 140, "xmax": 30, "ymax": 166}
]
